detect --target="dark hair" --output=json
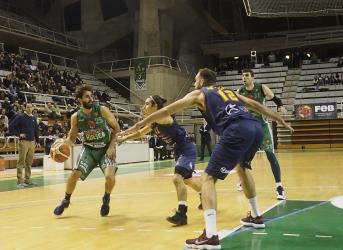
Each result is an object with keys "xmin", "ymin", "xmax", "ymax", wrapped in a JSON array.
[
  {"xmin": 198, "ymin": 68, "xmax": 217, "ymax": 86},
  {"xmin": 242, "ymin": 68, "xmax": 254, "ymax": 77},
  {"xmin": 24, "ymin": 102, "xmax": 32, "ymax": 108},
  {"xmin": 76, "ymin": 85, "xmax": 93, "ymax": 99},
  {"xmin": 150, "ymin": 95, "xmax": 167, "ymax": 109}
]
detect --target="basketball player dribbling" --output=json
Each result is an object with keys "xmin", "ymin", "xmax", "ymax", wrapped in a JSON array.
[{"xmin": 53, "ymin": 85, "xmax": 120, "ymax": 217}]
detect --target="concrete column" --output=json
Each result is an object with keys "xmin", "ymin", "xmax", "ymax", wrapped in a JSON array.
[
  {"xmin": 130, "ymin": 66, "xmax": 191, "ymax": 105},
  {"xmin": 81, "ymin": 0, "xmax": 103, "ymax": 32},
  {"xmin": 137, "ymin": 0, "xmax": 161, "ymax": 56},
  {"xmin": 160, "ymin": 12, "xmax": 174, "ymax": 57}
]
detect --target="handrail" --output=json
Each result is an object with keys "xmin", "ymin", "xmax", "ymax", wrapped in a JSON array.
[
  {"xmin": 0, "ymin": 88, "xmax": 75, "ymax": 109},
  {"xmin": 0, "ymin": 135, "xmax": 59, "ymax": 154},
  {"xmin": 0, "ymin": 88, "xmax": 140, "ymax": 118},
  {"xmin": 93, "ymin": 56, "xmax": 195, "ymax": 76},
  {"xmin": 19, "ymin": 47, "xmax": 79, "ymax": 70},
  {"xmin": 107, "ymin": 101, "xmax": 141, "ymax": 118},
  {"xmin": 0, "ymin": 14, "xmax": 85, "ymax": 50}
]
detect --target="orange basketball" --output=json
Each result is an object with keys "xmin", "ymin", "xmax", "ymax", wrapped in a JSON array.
[{"xmin": 50, "ymin": 142, "xmax": 70, "ymax": 163}]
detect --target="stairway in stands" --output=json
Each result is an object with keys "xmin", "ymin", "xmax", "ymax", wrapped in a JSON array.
[
  {"xmin": 79, "ymin": 72, "xmax": 128, "ymax": 104},
  {"xmin": 281, "ymin": 68, "xmax": 301, "ymax": 115}
]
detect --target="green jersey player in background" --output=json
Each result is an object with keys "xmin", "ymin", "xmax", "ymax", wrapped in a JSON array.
[{"xmin": 238, "ymin": 68, "xmax": 287, "ymax": 200}]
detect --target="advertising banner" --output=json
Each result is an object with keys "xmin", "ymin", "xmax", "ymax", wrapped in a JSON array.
[{"xmin": 295, "ymin": 103, "xmax": 337, "ymax": 120}]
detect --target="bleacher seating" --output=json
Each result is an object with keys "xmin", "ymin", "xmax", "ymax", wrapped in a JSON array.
[{"xmin": 296, "ymin": 60, "xmax": 343, "ymax": 106}]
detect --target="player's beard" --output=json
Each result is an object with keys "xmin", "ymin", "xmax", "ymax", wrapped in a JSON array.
[{"xmin": 82, "ymin": 101, "xmax": 92, "ymax": 109}]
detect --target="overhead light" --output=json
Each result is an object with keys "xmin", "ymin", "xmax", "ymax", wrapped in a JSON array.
[
  {"xmin": 234, "ymin": 56, "xmax": 239, "ymax": 60},
  {"xmin": 285, "ymin": 55, "xmax": 290, "ymax": 60},
  {"xmin": 306, "ymin": 53, "xmax": 311, "ymax": 58}
]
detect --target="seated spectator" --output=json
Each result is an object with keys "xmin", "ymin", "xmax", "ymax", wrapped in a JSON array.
[
  {"xmin": 43, "ymin": 127, "xmax": 55, "ymax": 155},
  {"xmin": 318, "ymin": 74, "xmax": 324, "ymax": 87},
  {"xmin": 335, "ymin": 73, "xmax": 341, "ymax": 84},
  {"xmin": 268, "ymin": 52, "xmax": 276, "ymax": 63},
  {"xmin": 44, "ymin": 102, "xmax": 53, "ymax": 117},
  {"xmin": 338, "ymin": 58, "xmax": 343, "ymax": 67},
  {"xmin": 324, "ymin": 75, "xmax": 330, "ymax": 85},
  {"xmin": 313, "ymin": 75, "xmax": 319, "ymax": 90},
  {"xmin": 52, "ymin": 104, "xmax": 63, "ymax": 119},
  {"xmin": 0, "ymin": 108, "xmax": 9, "ymax": 148}
]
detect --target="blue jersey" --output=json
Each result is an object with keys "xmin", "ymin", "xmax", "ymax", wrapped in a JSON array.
[
  {"xmin": 200, "ymin": 86, "xmax": 256, "ymax": 135},
  {"xmin": 151, "ymin": 118, "xmax": 192, "ymax": 150}
]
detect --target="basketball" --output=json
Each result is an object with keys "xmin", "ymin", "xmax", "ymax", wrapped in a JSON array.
[{"xmin": 50, "ymin": 141, "xmax": 70, "ymax": 163}]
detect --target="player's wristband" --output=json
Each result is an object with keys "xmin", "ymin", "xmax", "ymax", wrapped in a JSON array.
[{"xmin": 271, "ymin": 96, "xmax": 283, "ymax": 107}]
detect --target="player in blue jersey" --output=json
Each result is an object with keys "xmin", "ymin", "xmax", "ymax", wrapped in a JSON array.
[
  {"xmin": 124, "ymin": 68, "xmax": 293, "ymax": 249},
  {"xmin": 118, "ymin": 95, "xmax": 201, "ymax": 226}
]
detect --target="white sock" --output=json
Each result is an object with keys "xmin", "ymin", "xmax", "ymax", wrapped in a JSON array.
[
  {"xmin": 204, "ymin": 209, "xmax": 217, "ymax": 238},
  {"xmin": 178, "ymin": 201, "xmax": 187, "ymax": 206},
  {"xmin": 276, "ymin": 182, "xmax": 282, "ymax": 188},
  {"xmin": 248, "ymin": 197, "xmax": 260, "ymax": 217}
]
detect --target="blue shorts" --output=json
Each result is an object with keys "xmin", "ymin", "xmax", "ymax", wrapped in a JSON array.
[
  {"xmin": 205, "ymin": 119, "xmax": 263, "ymax": 180},
  {"xmin": 174, "ymin": 141, "xmax": 197, "ymax": 179}
]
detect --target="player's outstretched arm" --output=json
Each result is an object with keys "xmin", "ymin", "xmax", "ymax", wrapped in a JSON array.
[
  {"xmin": 65, "ymin": 113, "xmax": 79, "ymax": 146},
  {"xmin": 118, "ymin": 126, "xmax": 151, "ymax": 144},
  {"xmin": 124, "ymin": 90, "xmax": 202, "ymax": 134},
  {"xmin": 237, "ymin": 93, "xmax": 294, "ymax": 132}
]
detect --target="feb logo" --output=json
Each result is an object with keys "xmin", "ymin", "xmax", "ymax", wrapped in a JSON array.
[
  {"xmin": 88, "ymin": 120, "xmax": 96, "ymax": 129},
  {"xmin": 314, "ymin": 105, "xmax": 335, "ymax": 112}
]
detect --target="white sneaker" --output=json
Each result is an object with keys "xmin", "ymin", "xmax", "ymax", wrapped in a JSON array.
[
  {"xmin": 17, "ymin": 183, "xmax": 28, "ymax": 188},
  {"xmin": 236, "ymin": 182, "xmax": 243, "ymax": 192},
  {"xmin": 276, "ymin": 186, "xmax": 286, "ymax": 200}
]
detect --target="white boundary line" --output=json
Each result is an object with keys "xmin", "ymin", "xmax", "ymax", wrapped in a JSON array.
[{"xmin": 218, "ymin": 200, "xmax": 284, "ymax": 240}]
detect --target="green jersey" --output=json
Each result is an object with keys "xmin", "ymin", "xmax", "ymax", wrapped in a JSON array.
[
  {"xmin": 77, "ymin": 102, "xmax": 111, "ymax": 148},
  {"xmin": 238, "ymin": 82, "xmax": 266, "ymax": 123}
]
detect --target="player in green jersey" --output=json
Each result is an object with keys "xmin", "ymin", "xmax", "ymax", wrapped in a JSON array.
[
  {"xmin": 237, "ymin": 68, "xmax": 287, "ymax": 200},
  {"xmin": 53, "ymin": 85, "xmax": 120, "ymax": 216}
]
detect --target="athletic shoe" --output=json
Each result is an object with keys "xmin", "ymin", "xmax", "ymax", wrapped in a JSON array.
[
  {"xmin": 185, "ymin": 229, "xmax": 221, "ymax": 249},
  {"xmin": 53, "ymin": 199, "xmax": 70, "ymax": 216},
  {"xmin": 236, "ymin": 181, "xmax": 243, "ymax": 192},
  {"xmin": 24, "ymin": 181, "xmax": 36, "ymax": 186},
  {"xmin": 166, "ymin": 210, "xmax": 187, "ymax": 226},
  {"xmin": 100, "ymin": 195, "xmax": 110, "ymax": 216},
  {"xmin": 17, "ymin": 182, "xmax": 28, "ymax": 188},
  {"xmin": 240, "ymin": 211, "xmax": 265, "ymax": 229},
  {"xmin": 276, "ymin": 185, "xmax": 286, "ymax": 200}
]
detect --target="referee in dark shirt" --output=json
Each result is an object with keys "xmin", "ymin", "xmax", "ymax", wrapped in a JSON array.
[{"xmin": 9, "ymin": 103, "xmax": 39, "ymax": 187}]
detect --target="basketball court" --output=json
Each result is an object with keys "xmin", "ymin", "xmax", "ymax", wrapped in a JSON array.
[{"xmin": 0, "ymin": 149, "xmax": 342, "ymax": 250}]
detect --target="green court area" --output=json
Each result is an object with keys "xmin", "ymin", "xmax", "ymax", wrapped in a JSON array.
[{"xmin": 220, "ymin": 200, "xmax": 343, "ymax": 250}]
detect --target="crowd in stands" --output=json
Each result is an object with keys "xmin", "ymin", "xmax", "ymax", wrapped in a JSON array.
[
  {"xmin": 0, "ymin": 49, "xmax": 120, "ymax": 152},
  {"xmin": 0, "ymin": 50, "xmax": 83, "ymax": 103},
  {"xmin": 214, "ymin": 57, "xmax": 255, "ymax": 73},
  {"xmin": 0, "ymin": 99, "xmax": 70, "ymax": 151},
  {"xmin": 313, "ymin": 73, "xmax": 343, "ymax": 89}
]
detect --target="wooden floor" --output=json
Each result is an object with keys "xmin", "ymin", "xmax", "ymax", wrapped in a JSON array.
[{"xmin": 0, "ymin": 149, "xmax": 342, "ymax": 250}]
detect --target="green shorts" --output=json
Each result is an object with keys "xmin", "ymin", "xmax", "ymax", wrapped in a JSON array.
[
  {"xmin": 74, "ymin": 146, "xmax": 117, "ymax": 181},
  {"xmin": 260, "ymin": 122, "xmax": 274, "ymax": 152}
]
